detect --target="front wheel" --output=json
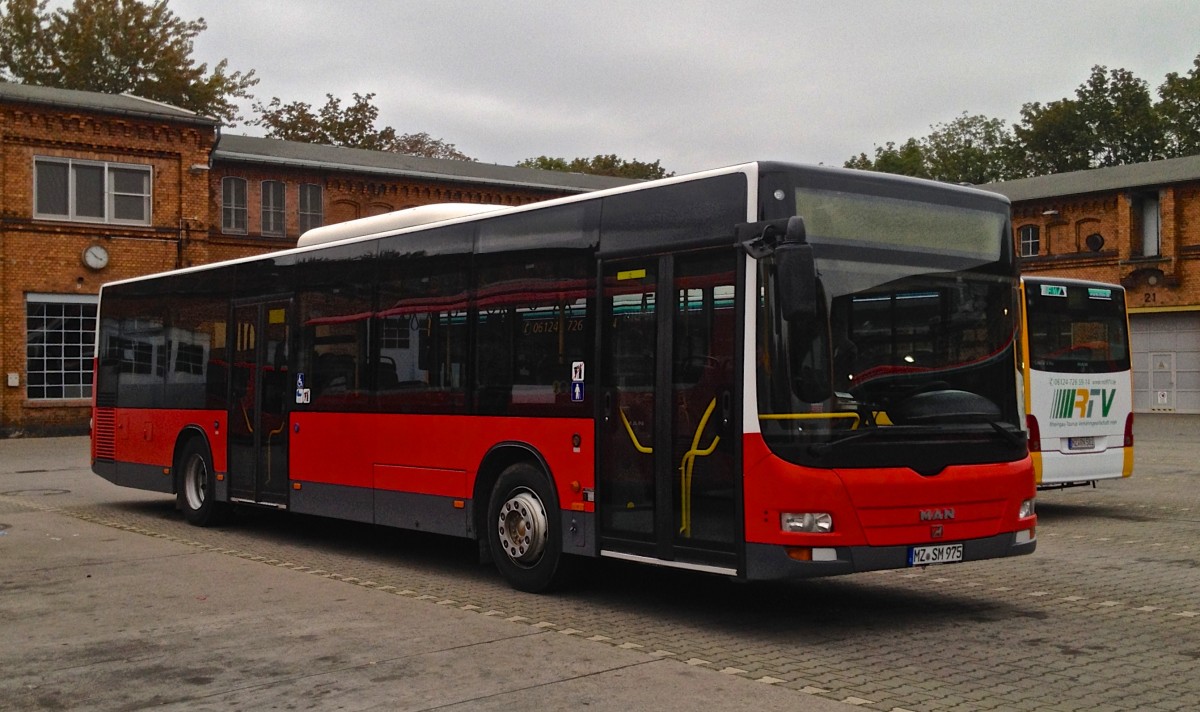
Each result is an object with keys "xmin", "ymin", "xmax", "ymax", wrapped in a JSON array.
[
  {"xmin": 176, "ymin": 438, "xmax": 228, "ymax": 527},
  {"xmin": 487, "ymin": 462, "xmax": 572, "ymax": 593}
]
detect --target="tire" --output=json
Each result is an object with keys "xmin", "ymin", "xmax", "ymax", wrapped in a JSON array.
[
  {"xmin": 176, "ymin": 438, "xmax": 228, "ymax": 527},
  {"xmin": 487, "ymin": 462, "xmax": 573, "ymax": 593}
]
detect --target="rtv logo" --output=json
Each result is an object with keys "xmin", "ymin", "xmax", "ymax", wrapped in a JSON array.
[{"xmin": 1052, "ymin": 388, "xmax": 1116, "ymax": 419}]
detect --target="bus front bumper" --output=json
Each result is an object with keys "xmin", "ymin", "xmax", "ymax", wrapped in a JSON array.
[{"xmin": 744, "ymin": 531, "xmax": 1036, "ymax": 580}]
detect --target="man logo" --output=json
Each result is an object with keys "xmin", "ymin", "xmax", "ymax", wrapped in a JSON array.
[
  {"xmin": 931, "ymin": 525, "xmax": 944, "ymax": 539},
  {"xmin": 919, "ymin": 508, "xmax": 955, "ymax": 521}
]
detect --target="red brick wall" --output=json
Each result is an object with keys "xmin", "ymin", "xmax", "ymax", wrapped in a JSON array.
[
  {"xmin": 0, "ymin": 100, "xmax": 216, "ymax": 435},
  {"xmin": 1, "ymin": 98, "xmax": 585, "ymax": 435},
  {"xmin": 1014, "ymin": 182, "xmax": 1200, "ymax": 312}
]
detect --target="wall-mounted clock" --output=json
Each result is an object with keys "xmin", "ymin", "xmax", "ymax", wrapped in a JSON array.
[{"xmin": 83, "ymin": 244, "xmax": 109, "ymax": 270}]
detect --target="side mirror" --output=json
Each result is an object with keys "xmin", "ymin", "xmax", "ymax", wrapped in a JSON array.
[{"xmin": 776, "ymin": 216, "xmax": 816, "ymax": 321}]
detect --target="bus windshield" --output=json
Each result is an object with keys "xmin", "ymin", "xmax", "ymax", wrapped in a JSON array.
[
  {"xmin": 1024, "ymin": 282, "xmax": 1130, "ymax": 374},
  {"xmin": 756, "ymin": 188, "xmax": 1023, "ymax": 471}
]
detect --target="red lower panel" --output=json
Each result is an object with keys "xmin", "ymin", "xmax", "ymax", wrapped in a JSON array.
[
  {"xmin": 103, "ymin": 408, "xmax": 227, "ymax": 471},
  {"xmin": 289, "ymin": 412, "xmax": 594, "ymax": 510}
]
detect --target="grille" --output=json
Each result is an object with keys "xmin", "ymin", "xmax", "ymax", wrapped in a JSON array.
[{"xmin": 93, "ymin": 407, "xmax": 116, "ymax": 460}]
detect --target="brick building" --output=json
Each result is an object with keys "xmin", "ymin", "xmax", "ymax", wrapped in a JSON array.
[
  {"xmin": 0, "ymin": 83, "xmax": 626, "ymax": 436},
  {"xmin": 985, "ymin": 156, "xmax": 1200, "ymax": 413}
]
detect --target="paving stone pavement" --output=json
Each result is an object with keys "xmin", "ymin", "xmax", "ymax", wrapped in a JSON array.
[{"xmin": 1, "ymin": 414, "xmax": 1197, "ymax": 711}]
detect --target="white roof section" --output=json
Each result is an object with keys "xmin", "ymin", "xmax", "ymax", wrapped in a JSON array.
[{"xmin": 296, "ymin": 203, "xmax": 507, "ymax": 247}]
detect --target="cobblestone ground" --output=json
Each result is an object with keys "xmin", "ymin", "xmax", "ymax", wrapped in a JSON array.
[{"xmin": 1, "ymin": 417, "xmax": 1197, "ymax": 712}]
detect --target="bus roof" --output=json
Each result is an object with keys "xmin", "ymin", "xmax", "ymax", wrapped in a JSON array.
[{"xmin": 99, "ymin": 161, "xmax": 1011, "ymax": 291}]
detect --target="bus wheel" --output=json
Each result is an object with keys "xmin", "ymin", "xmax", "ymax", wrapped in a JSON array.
[
  {"xmin": 487, "ymin": 462, "xmax": 570, "ymax": 593},
  {"xmin": 177, "ymin": 439, "xmax": 227, "ymax": 527}
]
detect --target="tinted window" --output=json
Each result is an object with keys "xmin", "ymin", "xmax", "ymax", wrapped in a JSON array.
[
  {"xmin": 376, "ymin": 226, "xmax": 473, "ymax": 414},
  {"xmin": 289, "ymin": 244, "xmax": 376, "ymax": 412},
  {"xmin": 99, "ymin": 290, "xmax": 166, "ymax": 408},
  {"xmin": 600, "ymin": 174, "xmax": 746, "ymax": 256},
  {"xmin": 474, "ymin": 250, "xmax": 592, "ymax": 416}
]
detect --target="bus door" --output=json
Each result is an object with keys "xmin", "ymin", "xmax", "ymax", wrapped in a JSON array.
[
  {"xmin": 598, "ymin": 251, "xmax": 739, "ymax": 569},
  {"xmin": 228, "ymin": 298, "xmax": 291, "ymax": 507}
]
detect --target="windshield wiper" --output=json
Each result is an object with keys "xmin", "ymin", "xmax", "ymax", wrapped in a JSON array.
[{"xmin": 807, "ymin": 427, "xmax": 891, "ymax": 457}]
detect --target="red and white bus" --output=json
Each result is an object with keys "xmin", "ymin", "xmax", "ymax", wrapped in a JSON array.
[{"xmin": 91, "ymin": 162, "xmax": 1036, "ymax": 591}]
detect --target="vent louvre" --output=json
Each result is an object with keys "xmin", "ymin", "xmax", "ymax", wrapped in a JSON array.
[{"xmin": 94, "ymin": 408, "xmax": 116, "ymax": 460}]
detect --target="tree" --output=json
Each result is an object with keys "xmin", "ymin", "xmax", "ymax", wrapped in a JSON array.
[
  {"xmin": 517, "ymin": 154, "xmax": 673, "ymax": 180},
  {"xmin": 251, "ymin": 92, "xmax": 473, "ymax": 161},
  {"xmin": 844, "ymin": 115, "xmax": 1021, "ymax": 184},
  {"xmin": 1012, "ymin": 99, "xmax": 1094, "ymax": 176},
  {"xmin": 923, "ymin": 113, "xmax": 1022, "ymax": 184},
  {"xmin": 0, "ymin": 0, "xmax": 257, "ymax": 124},
  {"xmin": 846, "ymin": 57, "xmax": 1200, "ymax": 182},
  {"xmin": 1159, "ymin": 53, "xmax": 1200, "ymax": 157},
  {"xmin": 1074, "ymin": 65, "xmax": 1163, "ymax": 166},
  {"xmin": 845, "ymin": 139, "xmax": 930, "ymax": 179},
  {"xmin": 1015, "ymin": 65, "xmax": 1164, "ymax": 174}
]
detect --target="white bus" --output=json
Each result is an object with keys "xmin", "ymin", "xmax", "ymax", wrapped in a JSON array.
[{"xmin": 1021, "ymin": 276, "xmax": 1133, "ymax": 489}]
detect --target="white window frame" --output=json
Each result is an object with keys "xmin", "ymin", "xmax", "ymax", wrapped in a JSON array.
[
  {"xmin": 261, "ymin": 180, "xmax": 286, "ymax": 237},
  {"xmin": 222, "ymin": 177, "xmax": 247, "ymax": 234},
  {"xmin": 33, "ymin": 157, "xmax": 152, "ymax": 225},
  {"xmin": 25, "ymin": 293, "xmax": 98, "ymax": 401},
  {"xmin": 299, "ymin": 183, "xmax": 323, "ymax": 233},
  {"xmin": 1019, "ymin": 225, "xmax": 1040, "ymax": 257}
]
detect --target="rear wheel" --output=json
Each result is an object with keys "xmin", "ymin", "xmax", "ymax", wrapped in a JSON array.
[
  {"xmin": 487, "ymin": 462, "xmax": 572, "ymax": 592},
  {"xmin": 177, "ymin": 438, "xmax": 227, "ymax": 526}
]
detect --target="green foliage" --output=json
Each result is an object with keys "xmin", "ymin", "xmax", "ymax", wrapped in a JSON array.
[
  {"xmin": 1159, "ymin": 55, "xmax": 1200, "ymax": 157},
  {"xmin": 848, "ymin": 53, "xmax": 1200, "ymax": 181},
  {"xmin": 251, "ymin": 92, "xmax": 473, "ymax": 161},
  {"xmin": 518, "ymin": 154, "xmax": 673, "ymax": 180},
  {"xmin": 0, "ymin": 0, "xmax": 257, "ymax": 124}
]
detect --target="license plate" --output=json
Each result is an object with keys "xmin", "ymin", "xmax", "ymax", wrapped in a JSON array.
[
  {"xmin": 1068, "ymin": 436, "xmax": 1095, "ymax": 450},
  {"xmin": 908, "ymin": 543, "xmax": 963, "ymax": 566}
]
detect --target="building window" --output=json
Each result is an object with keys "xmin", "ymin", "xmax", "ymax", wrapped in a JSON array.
[
  {"xmin": 222, "ymin": 177, "xmax": 247, "ymax": 234},
  {"xmin": 1019, "ymin": 225, "xmax": 1040, "ymax": 257},
  {"xmin": 262, "ymin": 180, "xmax": 286, "ymax": 236},
  {"xmin": 26, "ymin": 294, "xmax": 98, "ymax": 400},
  {"xmin": 300, "ymin": 183, "xmax": 323, "ymax": 233},
  {"xmin": 33, "ymin": 158, "xmax": 151, "ymax": 225},
  {"xmin": 1138, "ymin": 192, "xmax": 1160, "ymax": 257}
]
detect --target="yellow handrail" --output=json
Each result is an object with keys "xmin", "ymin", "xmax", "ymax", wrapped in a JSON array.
[
  {"xmin": 619, "ymin": 407, "xmax": 654, "ymax": 454},
  {"xmin": 679, "ymin": 398, "xmax": 720, "ymax": 537},
  {"xmin": 759, "ymin": 411, "xmax": 861, "ymax": 429}
]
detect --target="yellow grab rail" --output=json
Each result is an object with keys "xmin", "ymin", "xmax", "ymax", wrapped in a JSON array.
[
  {"xmin": 619, "ymin": 407, "xmax": 654, "ymax": 454},
  {"xmin": 679, "ymin": 398, "xmax": 720, "ymax": 537},
  {"xmin": 758, "ymin": 411, "xmax": 861, "ymax": 429}
]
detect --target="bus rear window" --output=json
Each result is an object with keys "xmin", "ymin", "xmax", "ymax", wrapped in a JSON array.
[{"xmin": 1025, "ymin": 284, "xmax": 1129, "ymax": 374}]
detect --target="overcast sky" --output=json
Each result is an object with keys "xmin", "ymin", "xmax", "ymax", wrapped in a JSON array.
[{"xmin": 167, "ymin": 0, "xmax": 1200, "ymax": 175}]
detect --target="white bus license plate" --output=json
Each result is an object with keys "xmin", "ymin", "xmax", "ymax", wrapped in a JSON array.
[
  {"xmin": 1068, "ymin": 436, "xmax": 1094, "ymax": 450},
  {"xmin": 909, "ymin": 543, "xmax": 963, "ymax": 566}
]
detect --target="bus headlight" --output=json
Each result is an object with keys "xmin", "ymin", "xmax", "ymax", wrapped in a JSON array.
[
  {"xmin": 1019, "ymin": 499, "xmax": 1036, "ymax": 519},
  {"xmin": 781, "ymin": 512, "xmax": 833, "ymax": 533}
]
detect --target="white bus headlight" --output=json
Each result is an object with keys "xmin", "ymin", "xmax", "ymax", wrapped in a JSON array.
[
  {"xmin": 781, "ymin": 512, "xmax": 833, "ymax": 533},
  {"xmin": 1019, "ymin": 499, "xmax": 1036, "ymax": 518}
]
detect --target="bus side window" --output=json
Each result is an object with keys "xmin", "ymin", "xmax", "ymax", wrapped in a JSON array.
[
  {"xmin": 298, "ymin": 292, "xmax": 371, "ymax": 411},
  {"xmin": 474, "ymin": 252, "xmax": 592, "ymax": 417}
]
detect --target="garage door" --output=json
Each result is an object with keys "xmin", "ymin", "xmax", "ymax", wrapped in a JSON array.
[{"xmin": 1130, "ymin": 312, "xmax": 1200, "ymax": 413}]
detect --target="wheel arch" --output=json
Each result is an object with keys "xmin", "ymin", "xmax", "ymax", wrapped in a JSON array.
[
  {"xmin": 472, "ymin": 442, "xmax": 554, "ymax": 539},
  {"xmin": 172, "ymin": 426, "xmax": 213, "ymax": 495}
]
